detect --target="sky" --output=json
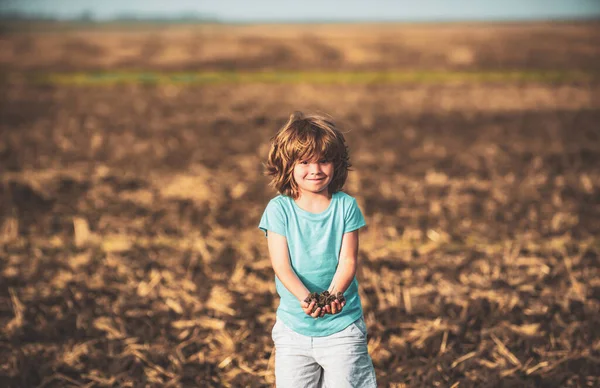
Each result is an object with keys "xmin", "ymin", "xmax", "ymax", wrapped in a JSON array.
[{"xmin": 1, "ymin": 0, "xmax": 600, "ymax": 22}]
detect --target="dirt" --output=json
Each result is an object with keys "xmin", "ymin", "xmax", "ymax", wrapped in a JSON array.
[
  {"xmin": 304, "ymin": 291, "xmax": 346, "ymax": 313},
  {"xmin": 0, "ymin": 21, "xmax": 599, "ymax": 388},
  {"xmin": 1, "ymin": 21, "xmax": 600, "ymax": 72}
]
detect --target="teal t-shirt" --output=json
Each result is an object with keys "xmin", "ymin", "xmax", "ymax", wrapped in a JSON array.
[{"xmin": 258, "ymin": 191, "xmax": 366, "ymax": 337}]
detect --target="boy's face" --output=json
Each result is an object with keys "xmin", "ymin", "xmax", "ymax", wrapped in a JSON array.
[{"xmin": 293, "ymin": 156, "xmax": 334, "ymax": 197}]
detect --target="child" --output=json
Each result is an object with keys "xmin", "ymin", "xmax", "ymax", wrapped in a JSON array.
[{"xmin": 258, "ymin": 112, "xmax": 377, "ymax": 387}]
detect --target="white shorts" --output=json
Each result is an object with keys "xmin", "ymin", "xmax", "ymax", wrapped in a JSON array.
[{"xmin": 271, "ymin": 316, "xmax": 377, "ymax": 388}]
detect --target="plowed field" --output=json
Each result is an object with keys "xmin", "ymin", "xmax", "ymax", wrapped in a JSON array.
[{"xmin": 1, "ymin": 22, "xmax": 599, "ymax": 387}]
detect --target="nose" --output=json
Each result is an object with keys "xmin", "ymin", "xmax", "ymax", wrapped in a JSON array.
[{"xmin": 309, "ymin": 163, "xmax": 322, "ymax": 175}]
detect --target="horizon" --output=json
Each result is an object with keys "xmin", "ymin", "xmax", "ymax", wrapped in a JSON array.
[{"xmin": 1, "ymin": 0, "xmax": 600, "ymax": 23}]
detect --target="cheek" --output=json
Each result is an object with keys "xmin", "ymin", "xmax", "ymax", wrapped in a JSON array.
[{"xmin": 292, "ymin": 166, "xmax": 303, "ymax": 181}]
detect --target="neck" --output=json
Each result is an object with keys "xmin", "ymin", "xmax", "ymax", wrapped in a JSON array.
[{"xmin": 294, "ymin": 190, "xmax": 332, "ymax": 213}]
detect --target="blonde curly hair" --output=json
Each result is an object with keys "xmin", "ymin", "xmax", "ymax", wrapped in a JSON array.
[{"xmin": 265, "ymin": 111, "xmax": 351, "ymax": 199}]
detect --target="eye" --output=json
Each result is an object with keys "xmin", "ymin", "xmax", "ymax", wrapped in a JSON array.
[
  {"xmin": 319, "ymin": 159, "xmax": 329, "ymax": 164},
  {"xmin": 299, "ymin": 161, "xmax": 308, "ymax": 165}
]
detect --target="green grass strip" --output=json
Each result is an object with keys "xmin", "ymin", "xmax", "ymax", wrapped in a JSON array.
[{"xmin": 25, "ymin": 70, "xmax": 600, "ymax": 85}]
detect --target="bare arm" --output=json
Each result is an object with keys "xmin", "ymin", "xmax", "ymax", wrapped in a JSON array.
[
  {"xmin": 319, "ymin": 230, "xmax": 359, "ymax": 316},
  {"xmin": 328, "ymin": 229, "xmax": 359, "ymax": 295},
  {"xmin": 266, "ymin": 231, "xmax": 322, "ymax": 317}
]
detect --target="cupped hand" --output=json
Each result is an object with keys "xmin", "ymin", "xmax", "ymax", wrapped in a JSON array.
[
  {"xmin": 322, "ymin": 299, "xmax": 345, "ymax": 316},
  {"xmin": 300, "ymin": 300, "xmax": 322, "ymax": 318}
]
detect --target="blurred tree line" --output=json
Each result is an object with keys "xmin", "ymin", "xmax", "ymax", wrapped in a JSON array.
[{"xmin": 0, "ymin": 9, "xmax": 220, "ymax": 23}]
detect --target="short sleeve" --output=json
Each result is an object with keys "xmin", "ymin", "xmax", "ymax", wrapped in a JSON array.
[
  {"xmin": 344, "ymin": 198, "xmax": 366, "ymax": 233},
  {"xmin": 258, "ymin": 199, "xmax": 287, "ymax": 237}
]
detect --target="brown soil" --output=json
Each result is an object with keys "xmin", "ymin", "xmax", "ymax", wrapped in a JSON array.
[
  {"xmin": 0, "ymin": 22, "xmax": 599, "ymax": 72},
  {"xmin": 304, "ymin": 291, "xmax": 345, "ymax": 313}
]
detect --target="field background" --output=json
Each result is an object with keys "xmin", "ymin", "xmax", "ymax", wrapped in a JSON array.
[{"xmin": 1, "ymin": 21, "xmax": 600, "ymax": 387}]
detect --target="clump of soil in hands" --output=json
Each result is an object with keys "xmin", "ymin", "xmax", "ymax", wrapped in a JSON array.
[{"xmin": 304, "ymin": 291, "xmax": 345, "ymax": 314}]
